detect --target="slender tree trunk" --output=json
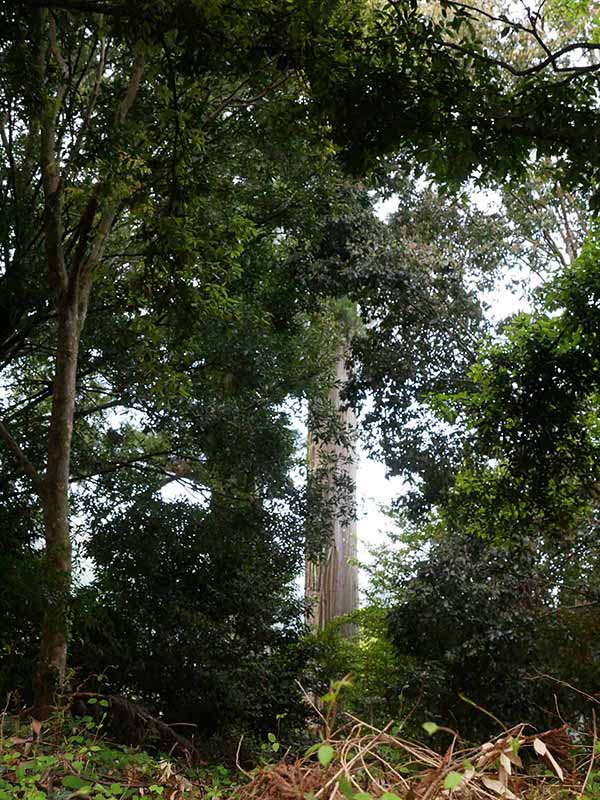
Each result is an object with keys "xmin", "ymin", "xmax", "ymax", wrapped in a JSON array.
[
  {"xmin": 305, "ymin": 335, "xmax": 359, "ymax": 635},
  {"xmin": 35, "ymin": 292, "xmax": 81, "ymax": 715},
  {"xmin": 33, "ymin": 7, "xmax": 74, "ymax": 714}
]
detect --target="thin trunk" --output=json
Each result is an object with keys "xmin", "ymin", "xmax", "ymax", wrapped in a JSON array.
[
  {"xmin": 33, "ymin": 6, "xmax": 74, "ymax": 716},
  {"xmin": 35, "ymin": 291, "xmax": 81, "ymax": 715},
  {"xmin": 305, "ymin": 335, "xmax": 359, "ymax": 636}
]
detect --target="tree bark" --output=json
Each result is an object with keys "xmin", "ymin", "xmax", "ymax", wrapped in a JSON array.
[
  {"xmin": 35, "ymin": 290, "xmax": 81, "ymax": 715},
  {"xmin": 32, "ymin": 7, "xmax": 74, "ymax": 715},
  {"xmin": 305, "ymin": 335, "xmax": 359, "ymax": 636}
]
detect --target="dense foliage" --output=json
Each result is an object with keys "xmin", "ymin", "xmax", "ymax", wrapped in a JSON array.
[{"xmin": 2, "ymin": 0, "xmax": 600, "ymax": 758}]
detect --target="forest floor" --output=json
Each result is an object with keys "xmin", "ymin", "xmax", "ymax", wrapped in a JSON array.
[{"xmin": 0, "ymin": 710, "xmax": 595, "ymax": 799}]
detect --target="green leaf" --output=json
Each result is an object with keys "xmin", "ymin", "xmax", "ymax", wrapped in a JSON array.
[
  {"xmin": 422, "ymin": 722, "xmax": 439, "ymax": 736},
  {"xmin": 87, "ymin": 697, "xmax": 98, "ymax": 705},
  {"xmin": 339, "ymin": 776, "xmax": 354, "ymax": 800},
  {"xmin": 443, "ymin": 772, "xmax": 463, "ymax": 791},
  {"xmin": 267, "ymin": 733, "xmax": 277, "ymax": 743},
  {"xmin": 304, "ymin": 743, "xmax": 320, "ymax": 757},
  {"xmin": 353, "ymin": 793, "xmax": 373, "ymax": 800},
  {"xmin": 380, "ymin": 794, "xmax": 402, "ymax": 800},
  {"xmin": 62, "ymin": 776, "xmax": 88, "ymax": 790},
  {"xmin": 318, "ymin": 744, "xmax": 334, "ymax": 767}
]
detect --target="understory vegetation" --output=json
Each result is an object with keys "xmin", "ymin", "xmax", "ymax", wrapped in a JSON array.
[
  {"xmin": 1, "ymin": 695, "xmax": 599, "ymax": 799},
  {"xmin": 3, "ymin": 0, "xmax": 600, "ymax": 797}
]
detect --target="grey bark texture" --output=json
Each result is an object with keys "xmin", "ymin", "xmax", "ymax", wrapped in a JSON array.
[{"xmin": 305, "ymin": 336, "xmax": 359, "ymax": 635}]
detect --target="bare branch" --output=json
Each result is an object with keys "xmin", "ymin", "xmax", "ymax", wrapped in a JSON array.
[
  {"xmin": 5, "ymin": 385, "xmax": 54, "ymax": 422},
  {"xmin": 65, "ymin": 36, "xmax": 107, "ymax": 180},
  {"xmin": 435, "ymin": 1, "xmax": 600, "ymax": 77},
  {"xmin": 433, "ymin": 35, "xmax": 600, "ymax": 77},
  {"xmin": 73, "ymin": 398, "xmax": 123, "ymax": 419},
  {"xmin": 228, "ymin": 72, "xmax": 293, "ymax": 106},
  {"xmin": 202, "ymin": 68, "xmax": 291, "ymax": 129},
  {"xmin": 48, "ymin": 12, "xmax": 69, "ymax": 79},
  {"xmin": 117, "ymin": 49, "xmax": 145, "ymax": 125},
  {"xmin": 442, "ymin": 1, "xmax": 530, "ymax": 34},
  {"xmin": 72, "ymin": 449, "xmax": 181, "ymax": 481},
  {"xmin": 76, "ymin": 197, "xmax": 119, "ymax": 324}
]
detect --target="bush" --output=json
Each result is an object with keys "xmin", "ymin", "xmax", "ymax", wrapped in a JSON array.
[
  {"xmin": 70, "ymin": 497, "xmax": 310, "ymax": 751},
  {"xmin": 386, "ymin": 530, "xmax": 600, "ymax": 740},
  {"xmin": 301, "ymin": 606, "xmax": 417, "ymax": 732}
]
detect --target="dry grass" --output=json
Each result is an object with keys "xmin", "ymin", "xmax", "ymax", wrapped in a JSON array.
[{"xmin": 237, "ymin": 713, "xmax": 593, "ymax": 800}]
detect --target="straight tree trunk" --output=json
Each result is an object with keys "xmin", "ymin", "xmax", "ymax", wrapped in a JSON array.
[
  {"xmin": 35, "ymin": 293, "xmax": 81, "ymax": 715},
  {"xmin": 33, "ymin": 9, "xmax": 75, "ymax": 712},
  {"xmin": 305, "ymin": 335, "xmax": 359, "ymax": 635}
]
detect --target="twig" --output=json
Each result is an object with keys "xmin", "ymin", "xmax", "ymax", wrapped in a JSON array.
[
  {"xmin": 530, "ymin": 672, "xmax": 600, "ymax": 705},
  {"xmin": 236, "ymin": 734, "xmax": 251, "ymax": 778},
  {"xmin": 459, "ymin": 692, "xmax": 508, "ymax": 730},
  {"xmin": 315, "ymin": 721, "xmax": 394, "ymax": 798},
  {"xmin": 296, "ymin": 680, "xmax": 328, "ymax": 729},
  {"xmin": 580, "ymin": 709, "xmax": 597, "ymax": 799}
]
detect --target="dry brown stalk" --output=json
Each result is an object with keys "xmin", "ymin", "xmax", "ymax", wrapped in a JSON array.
[{"xmin": 237, "ymin": 713, "xmax": 590, "ymax": 800}]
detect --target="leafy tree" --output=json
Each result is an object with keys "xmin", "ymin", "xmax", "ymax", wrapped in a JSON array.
[
  {"xmin": 432, "ymin": 226, "xmax": 600, "ymax": 542},
  {"xmin": 307, "ymin": 0, "xmax": 600, "ymax": 193},
  {"xmin": 371, "ymin": 217, "xmax": 600, "ymax": 741},
  {"xmin": 384, "ymin": 521, "xmax": 600, "ymax": 739},
  {"xmin": 0, "ymin": 1, "xmax": 348, "ymax": 711},
  {"xmin": 4, "ymin": 0, "xmax": 600, "ymax": 718},
  {"xmin": 307, "ymin": 180, "xmax": 509, "ymax": 515},
  {"xmin": 72, "ymin": 496, "xmax": 308, "ymax": 742}
]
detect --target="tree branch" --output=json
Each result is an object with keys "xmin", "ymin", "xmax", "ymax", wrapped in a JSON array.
[
  {"xmin": 116, "ymin": 49, "xmax": 145, "ymax": 125},
  {"xmin": 202, "ymin": 69, "xmax": 291, "ymax": 129},
  {"xmin": 433, "ymin": 36, "xmax": 600, "ymax": 77},
  {"xmin": 72, "ymin": 449, "xmax": 185, "ymax": 481},
  {"xmin": 64, "ymin": 36, "xmax": 107, "ymax": 181},
  {"xmin": 0, "ymin": 419, "xmax": 43, "ymax": 489}
]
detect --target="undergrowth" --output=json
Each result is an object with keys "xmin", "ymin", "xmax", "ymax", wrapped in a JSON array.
[
  {"xmin": 0, "ymin": 708, "xmax": 236, "ymax": 799},
  {"xmin": 0, "ymin": 687, "xmax": 598, "ymax": 800}
]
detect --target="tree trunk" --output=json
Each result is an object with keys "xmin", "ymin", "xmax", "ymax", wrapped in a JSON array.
[
  {"xmin": 34, "ymin": 291, "xmax": 82, "ymax": 716},
  {"xmin": 305, "ymin": 335, "xmax": 359, "ymax": 635}
]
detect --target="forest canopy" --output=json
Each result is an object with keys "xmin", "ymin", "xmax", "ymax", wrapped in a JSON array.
[{"xmin": 2, "ymin": 2, "xmax": 600, "ymax": 786}]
